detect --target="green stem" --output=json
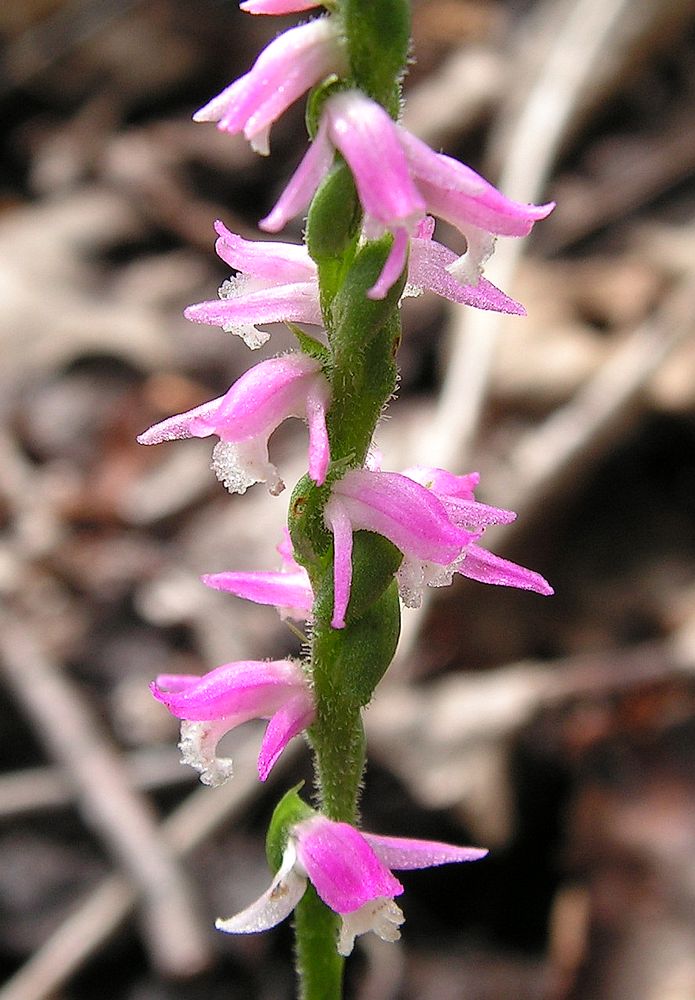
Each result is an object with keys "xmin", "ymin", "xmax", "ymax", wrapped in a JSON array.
[
  {"xmin": 294, "ymin": 888, "xmax": 344, "ymax": 1000},
  {"xmin": 289, "ymin": 3, "xmax": 412, "ymax": 994}
]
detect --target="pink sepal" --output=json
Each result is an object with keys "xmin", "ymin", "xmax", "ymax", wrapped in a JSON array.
[
  {"xmin": 323, "ymin": 92, "xmax": 425, "ymax": 233},
  {"xmin": 323, "ymin": 497, "xmax": 354, "ymax": 629},
  {"xmin": 150, "ymin": 659, "xmax": 307, "ymax": 722},
  {"xmin": 261, "ymin": 119, "xmax": 335, "ymax": 232},
  {"xmin": 408, "ymin": 228, "xmax": 526, "ymax": 315},
  {"xmin": 367, "ymin": 228, "xmax": 409, "ymax": 300},
  {"xmin": 201, "ymin": 570, "xmax": 313, "ymax": 621},
  {"xmin": 294, "ymin": 817, "xmax": 404, "ymax": 914},
  {"xmin": 460, "ymin": 545, "xmax": 554, "ymax": 595},
  {"xmin": 183, "ymin": 280, "xmax": 322, "ymax": 332},
  {"xmin": 325, "ymin": 468, "xmax": 474, "ymax": 629},
  {"xmin": 398, "ymin": 128, "xmax": 555, "ymax": 237},
  {"xmin": 258, "ymin": 691, "xmax": 315, "ymax": 780},
  {"xmin": 213, "ymin": 220, "xmax": 315, "ymax": 282},
  {"xmin": 363, "ymin": 833, "xmax": 488, "ymax": 870},
  {"xmin": 240, "ymin": 0, "xmax": 323, "ymax": 13},
  {"xmin": 331, "ymin": 470, "xmax": 471, "ymax": 563}
]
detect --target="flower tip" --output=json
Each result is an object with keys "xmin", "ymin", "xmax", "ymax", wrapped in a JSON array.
[
  {"xmin": 366, "ymin": 283, "xmax": 387, "ymax": 301},
  {"xmin": 149, "ymin": 680, "xmax": 168, "ymax": 705},
  {"xmin": 192, "ymin": 103, "xmax": 217, "ymax": 123},
  {"xmin": 331, "ymin": 614, "xmax": 346, "ymax": 630},
  {"xmin": 258, "ymin": 210, "xmax": 282, "ymax": 234},
  {"xmin": 468, "ymin": 847, "xmax": 490, "ymax": 861},
  {"xmin": 183, "ymin": 303, "xmax": 203, "ymax": 323},
  {"xmin": 535, "ymin": 200, "xmax": 556, "ymax": 219}
]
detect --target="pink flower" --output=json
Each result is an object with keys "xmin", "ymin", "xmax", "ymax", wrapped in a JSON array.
[
  {"xmin": 184, "ymin": 221, "xmax": 322, "ymax": 350},
  {"xmin": 151, "ymin": 659, "xmax": 315, "ymax": 784},
  {"xmin": 137, "ymin": 353, "xmax": 330, "ymax": 496},
  {"xmin": 193, "ymin": 17, "xmax": 346, "ymax": 155},
  {"xmin": 216, "ymin": 813, "xmax": 487, "ymax": 954},
  {"xmin": 202, "ymin": 529, "xmax": 314, "ymax": 621},
  {"xmin": 240, "ymin": 0, "xmax": 323, "ymax": 12},
  {"xmin": 261, "ymin": 90, "xmax": 553, "ymax": 298},
  {"xmin": 187, "ymin": 220, "xmax": 525, "ymax": 350},
  {"xmin": 324, "ymin": 467, "xmax": 553, "ymax": 628}
]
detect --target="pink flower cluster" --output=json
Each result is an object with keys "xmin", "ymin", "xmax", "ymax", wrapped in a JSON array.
[{"xmin": 137, "ymin": 0, "xmax": 555, "ymax": 955}]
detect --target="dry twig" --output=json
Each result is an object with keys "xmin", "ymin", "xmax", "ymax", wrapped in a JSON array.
[
  {"xmin": 0, "ymin": 621, "xmax": 211, "ymax": 979},
  {"xmin": 0, "ymin": 737, "xmax": 299, "ymax": 1000}
]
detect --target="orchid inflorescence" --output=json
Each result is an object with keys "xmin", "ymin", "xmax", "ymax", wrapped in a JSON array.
[{"xmin": 138, "ymin": 1, "xmax": 554, "ymax": 994}]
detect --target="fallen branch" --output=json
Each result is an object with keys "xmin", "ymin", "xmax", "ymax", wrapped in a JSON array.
[{"xmin": 0, "ymin": 621, "xmax": 211, "ymax": 979}]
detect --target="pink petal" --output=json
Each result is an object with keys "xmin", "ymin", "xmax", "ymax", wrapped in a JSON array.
[
  {"xmin": 440, "ymin": 495, "xmax": 517, "ymax": 528},
  {"xmin": 408, "ymin": 235, "xmax": 525, "ymax": 315},
  {"xmin": 325, "ymin": 92, "xmax": 425, "ymax": 231},
  {"xmin": 214, "ymin": 354, "xmax": 323, "ymax": 440},
  {"xmin": 364, "ymin": 833, "xmax": 488, "ymax": 870},
  {"xmin": 323, "ymin": 496, "xmax": 354, "ymax": 629},
  {"xmin": 150, "ymin": 659, "xmax": 307, "ymax": 722},
  {"xmin": 332, "ymin": 470, "xmax": 471, "ymax": 564},
  {"xmin": 240, "ymin": 0, "xmax": 323, "ymax": 15},
  {"xmin": 257, "ymin": 690, "xmax": 316, "ymax": 780},
  {"xmin": 399, "ymin": 128, "xmax": 554, "ymax": 236},
  {"xmin": 136, "ymin": 396, "xmax": 224, "ymax": 445},
  {"xmin": 213, "ymin": 220, "xmax": 316, "ymax": 283},
  {"xmin": 367, "ymin": 227, "xmax": 410, "ymax": 300},
  {"xmin": 295, "ymin": 817, "xmax": 404, "ymax": 914},
  {"xmin": 183, "ymin": 280, "xmax": 322, "ymax": 329},
  {"xmin": 402, "ymin": 466, "xmax": 480, "ymax": 500},
  {"xmin": 459, "ymin": 545, "xmax": 554, "ymax": 595},
  {"xmin": 260, "ymin": 121, "xmax": 335, "ymax": 232},
  {"xmin": 201, "ymin": 570, "xmax": 313, "ymax": 620},
  {"xmin": 305, "ymin": 375, "xmax": 331, "ymax": 485},
  {"xmin": 152, "ymin": 674, "xmax": 205, "ymax": 692}
]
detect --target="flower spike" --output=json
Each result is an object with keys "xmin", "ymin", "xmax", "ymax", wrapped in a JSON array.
[
  {"xmin": 137, "ymin": 353, "xmax": 331, "ymax": 496},
  {"xmin": 216, "ymin": 813, "xmax": 487, "ymax": 954},
  {"xmin": 193, "ymin": 18, "xmax": 346, "ymax": 154},
  {"xmin": 151, "ymin": 659, "xmax": 315, "ymax": 784}
]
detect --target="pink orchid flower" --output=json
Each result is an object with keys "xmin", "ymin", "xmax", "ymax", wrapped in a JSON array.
[
  {"xmin": 184, "ymin": 221, "xmax": 322, "ymax": 350},
  {"xmin": 186, "ymin": 220, "xmax": 525, "ymax": 349},
  {"xmin": 324, "ymin": 467, "xmax": 553, "ymax": 628},
  {"xmin": 193, "ymin": 17, "xmax": 346, "ymax": 155},
  {"xmin": 137, "ymin": 353, "xmax": 330, "ymax": 496},
  {"xmin": 261, "ymin": 89, "xmax": 553, "ymax": 298},
  {"xmin": 202, "ymin": 529, "xmax": 314, "ymax": 621},
  {"xmin": 216, "ymin": 813, "xmax": 487, "ymax": 954},
  {"xmin": 151, "ymin": 659, "xmax": 315, "ymax": 784}
]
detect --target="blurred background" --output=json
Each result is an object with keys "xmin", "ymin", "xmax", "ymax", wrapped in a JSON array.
[{"xmin": 2, "ymin": 0, "xmax": 695, "ymax": 997}]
